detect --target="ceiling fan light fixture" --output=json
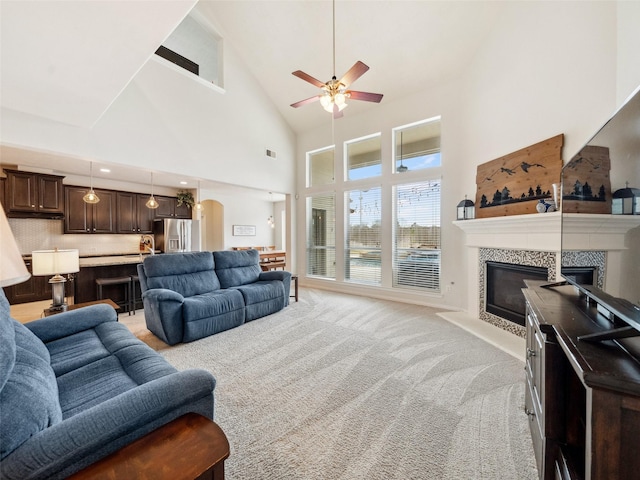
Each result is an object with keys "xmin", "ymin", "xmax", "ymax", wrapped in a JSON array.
[
  {"xmin": 290, "ymin": 0, "xmax": 383, "ymax": 117},
  {"xmin": 320, "ymin": 92, "xmax": 333, "ymax": 112}
]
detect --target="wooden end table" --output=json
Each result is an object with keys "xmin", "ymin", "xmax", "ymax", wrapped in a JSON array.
[{"xmin": 68, "ymin": 413, "xmax": 229, "ymax": 480}]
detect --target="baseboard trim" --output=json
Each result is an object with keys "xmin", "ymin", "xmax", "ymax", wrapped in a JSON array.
[{"xmin": 437, "ymin": 311, "xmax": 525, "ymax": 361}]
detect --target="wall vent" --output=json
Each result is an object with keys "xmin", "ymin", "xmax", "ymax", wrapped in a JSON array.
[{"xmin": 266, "ymin": 149, "xmax": 277, "ymax": 158}]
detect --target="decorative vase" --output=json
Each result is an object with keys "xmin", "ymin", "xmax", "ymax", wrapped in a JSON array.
[{"xmin": 536, "ymin": 199, "xmax": 553, "ymax": 213}]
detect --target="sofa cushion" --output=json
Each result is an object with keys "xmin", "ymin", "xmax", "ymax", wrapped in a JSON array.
[
  {"xmin": 53, "ymin": 321, "xmax": 178, "ymax": 418},
  {"xmin": 143, "ymin": 251, "xmax": 221, "ymax": 296},
  {"xmin": 182, "ymin": 290, "xmax": 245, "ymax": 322},
  {"xmin": 232, "ymin": 280, "xmax": 285, "ymax": 306},
  {"xmin": 0, "ymin": 320, "xmax": 62, "ymax": 459},
  {"xmin": 214, "ymin": 250, "xmax": 262, "ymax": 288}
]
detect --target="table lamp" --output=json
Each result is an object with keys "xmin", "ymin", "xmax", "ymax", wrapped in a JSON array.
[
  {"xmin": 0, "ymin": 207, "xmax": 31, "ymax": 287},
  {"xmin": 32, "ymin": 248, "xmax": 79, "ymax": 312}
]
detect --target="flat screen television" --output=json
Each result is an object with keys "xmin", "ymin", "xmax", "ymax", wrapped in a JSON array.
[{"xmin": 560, "ymin": 85, "xmax": 640, "ymax": 342}]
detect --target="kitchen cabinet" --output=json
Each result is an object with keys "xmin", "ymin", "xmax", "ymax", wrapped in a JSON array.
[
  {"xmin": 155, "ymin": 195, "xmax": 192, "ymax": 219},
  {"xmin": 3, "ymin": 169, "xmax": 64, "ymax": 217},
  {"xmin": 74, "ymin": 263, "xmax": 140, "ymax": 305},
  {"xmin": 4, "ymin": 257, "xmax": 53, "ymax": 304},
  {"xmin": 1, "ymin": 177, "xmax": 5, "ymax": 210},
  {"xmin": 65, "ymin": 186, "xmax": 116, "ymax": 233},
  {"xmin": 116, "ymin": 192, "xmax": 154, "ymax": 234}
]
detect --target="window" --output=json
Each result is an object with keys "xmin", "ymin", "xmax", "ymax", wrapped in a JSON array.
[
  {"xmin": 308, "ymin": 147, "xmax": 334, "ymax": 187},
  {"xmin": 345, "ymin": 187, "xmax": 381, "ymax": 285},
  {"xmin": 307, "ymin": 194, "xmax": 336, "ymax": 279},
  {"xmin": 346, "ymin": 134, "xmax": 381, "ymax": 180},
  {"xmin": 394, "ymin": 119, "xmax": 441, "ymax": 174},
  {"xmin": 304, "ymin": 117, "xmax": 442, "ymax": 295},
  {"xmin": 393, "ymin": 180, "xmax": 441, "ymax": 291}
]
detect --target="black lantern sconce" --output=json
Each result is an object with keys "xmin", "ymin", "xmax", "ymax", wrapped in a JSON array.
[
  {"xmin": 457, "ymin": 196, "xmax": 475, "ymax": 220},
  {"xmin": 612, "ymin": 183, "xmax": 640, "ymax": 215}
]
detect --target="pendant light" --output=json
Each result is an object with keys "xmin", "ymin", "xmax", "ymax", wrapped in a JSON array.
[
  {"xmin": 397, "ymin": 132, "xmax": 408, "ymax": 173},
  {"xmin": 267, "ymin": 192, "xmax": 275, "ymax": 228},
  {"xmin": 145, "ymin": 172, "xmax": 159, "ymax": 209},
  {"xmin": 82, "ymin": 161, "xmax": 100, "ymax": 204},
  {"xmin": 195, "ymin": 180, "xmax": 202, "ymax": 211}
]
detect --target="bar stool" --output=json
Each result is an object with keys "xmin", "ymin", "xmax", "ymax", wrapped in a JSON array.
[
  {"xmin": 130, "ymin": 275, "xmax": 141, "ymax": 315},
  {"xmin": 96, "ymin": 276, "xmax": 132, "ymax": 315}
]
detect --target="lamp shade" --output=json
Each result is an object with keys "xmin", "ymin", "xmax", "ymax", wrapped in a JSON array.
[
  {"xmin": 32, "ymin": 249, "xmax": 80, "ymax": 276},
  {"xmin": 0, "ymin": 207, "xmax": 30, "ymax": 287}
]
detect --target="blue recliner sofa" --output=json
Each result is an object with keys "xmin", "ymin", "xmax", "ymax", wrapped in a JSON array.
[
  {"xmin": 137, "ymin": 249, "xmax": 291, "ymax": 345},
  {"xmin": 0, "ymin": 289, "xmax": 216, "ymax": 480}
]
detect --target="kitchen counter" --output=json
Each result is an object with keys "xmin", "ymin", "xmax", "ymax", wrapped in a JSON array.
[
  {"xmin": 21, "ymin": 252, "xmax": 157, "ymax": 268},
  {"xmin": 80, "ymin": 254, "xmax": 149, "ymax": 267}
]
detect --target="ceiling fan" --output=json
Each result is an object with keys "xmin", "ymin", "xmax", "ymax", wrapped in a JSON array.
[{"xmin": 290, "ymin": 0, "xmax": 383, "ymax": 119}]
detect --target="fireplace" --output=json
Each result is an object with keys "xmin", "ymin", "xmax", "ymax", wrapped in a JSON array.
[
  {"xmin": 453, "ymin": 214, "xmax": 632, "ymax": 339},
  {"xmin": 486, "ymin": 262, "xmax": 547, "ymax": 326},
  {"xmin": 479, "ymin": 248, "xmax": 557, "ymax": 336}
]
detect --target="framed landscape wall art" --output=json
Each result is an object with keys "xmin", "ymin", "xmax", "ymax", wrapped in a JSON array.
[{"xmin": 475, "ymin": 134, "xmax": 564, "ymax": 218}]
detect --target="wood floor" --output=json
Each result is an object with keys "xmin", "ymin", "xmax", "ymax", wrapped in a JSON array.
[{"xmin": 10, "ymin": 299, "xmax": 53, "ymax": 324}]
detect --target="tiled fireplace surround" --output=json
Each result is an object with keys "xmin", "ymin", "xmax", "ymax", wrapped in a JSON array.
[{"xmin": 454, "ymin": 212, "xmax": 636, "ymax": 338}]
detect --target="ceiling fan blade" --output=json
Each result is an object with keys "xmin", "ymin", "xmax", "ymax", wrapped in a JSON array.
[
  {"xmin": 339, "ymin": 61, "xmax": 369, "ymax": 87},
  {"xmin": 333, "ymin": 104, "xmax": 344, "ymax": 119},
  {"xmin": 347, "ymin": 90, "xmax": 384, "ymax": 103},
  {"xmin": 290, "ymin": 95, "xmax": 321, "ymax": 108},
  {"xmin": 292, "ymin": 70, "xmax": 326, "ymax": 88}
]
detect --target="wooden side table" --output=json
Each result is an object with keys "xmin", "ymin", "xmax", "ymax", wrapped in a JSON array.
[
  {"xmin": 291, "ymin": 274, "xmax": 298, "ymax": 302},
  {"xmin": 44, "ymin": 298, "xmax": 121, "ymax": 317},
  {"xmin": 68, "ymin": 413, "xmax": 230, "ymax": 480}
]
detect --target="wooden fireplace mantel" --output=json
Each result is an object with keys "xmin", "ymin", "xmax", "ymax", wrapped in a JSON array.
[{"xmin": 453, "ymin": 212, "xmax": 639, "ymax": 251}]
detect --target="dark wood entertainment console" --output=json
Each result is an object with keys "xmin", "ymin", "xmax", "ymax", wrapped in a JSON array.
[{"xmin": 523, "ymin": 281, "xmax": 640, "ymax": 479}]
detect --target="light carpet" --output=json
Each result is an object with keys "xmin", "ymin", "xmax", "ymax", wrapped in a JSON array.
[{"xmin": 124, "ymin": 288, "xmax": 538, "ymax": 480}]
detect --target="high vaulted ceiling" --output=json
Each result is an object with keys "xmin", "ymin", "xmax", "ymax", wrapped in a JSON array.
[
  {"xmin": 0, "ymin": 0, "xmax": 505, "ymax": 191},
  {"xmin": 197, "ymin": 1, "xmax": 504, "ymax": 133}
]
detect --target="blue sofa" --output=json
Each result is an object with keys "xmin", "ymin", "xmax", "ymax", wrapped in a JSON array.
[
  {"xmin": 137, "ymin": 250, "xmax": 291, "ymax": 345},
  {"xmin": 0, "ymin": 289, "xmax": 216, "ymax": 480}
]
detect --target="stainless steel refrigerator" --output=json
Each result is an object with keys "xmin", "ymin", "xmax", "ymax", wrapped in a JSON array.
[{"xmin": 153, "ymin": 219, "xmax": 201, "ymax": 253}]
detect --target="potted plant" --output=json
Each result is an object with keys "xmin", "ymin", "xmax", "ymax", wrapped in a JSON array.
[{"xmin": 176, "ymin": 191, "xmax": 195, "ymax": 208}]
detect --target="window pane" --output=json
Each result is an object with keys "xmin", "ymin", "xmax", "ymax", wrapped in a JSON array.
[
  {"xmin": 347, "ymin": 134, "xmax": 381, "ymax": 180},
  {"xmin": 393, "ymin": 180, "xmax": 441, "ymax": 291},
  {"xmin": 307, "ymin": 194, "xmax": 336, "ymax": 278},
  {"xmin": 395, "ymin": 120, "xmax": 441, "ymax": 173},
  {"xmin": 346, "ymin": 187, "xmax": 381, "ymax": 285},
  {"xmin": 309, "ymin": 147, "xmax": 334, "ymax": 187}
]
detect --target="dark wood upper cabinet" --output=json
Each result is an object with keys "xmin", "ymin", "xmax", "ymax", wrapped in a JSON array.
[
  {"xmin": 155, "ymin": 195, "xmax": 192, "ymax": 219},
  {"xmin": 4, "ymin": 169, "xmax": 64, "ymax": 217},
  {"xmin": 65, "ymin": 187, "xmax": 115, "ymax": 233},
  {"xmin": 116, "ymin": 192, "xmax": 154, "ymax": 234}
]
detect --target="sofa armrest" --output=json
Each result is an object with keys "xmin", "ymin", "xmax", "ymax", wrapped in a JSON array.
[
  {"xmin": 25, "ymin": 304, "xmax": 118, "ymax": 343},
  {"xmin": 1, "ymin": 369, "xmax": 215, "ymax": 480},
  {"xmin": 259, "ymin": 270, "xmax": 292, "ymax": 283},
  {"xmin": 259, "ymin": 270, "xmax": 292, "ymax": 306},
  {"xmin": 141, "ymin": 289, "xmax": 185, "ymax": 345}
]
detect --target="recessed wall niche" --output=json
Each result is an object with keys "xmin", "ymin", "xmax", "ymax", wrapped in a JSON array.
[{"xmin": 156, "ymin": 12, "xmax": 223, "ymax": 87}]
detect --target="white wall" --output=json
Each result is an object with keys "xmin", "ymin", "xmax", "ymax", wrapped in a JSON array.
[
  {"xmin": 0, "ymin": 35, "xmax": 297, "ymax": 197},
  {"xmin": 295, "ymin": 1, "xmax": 635, "ymax": 313},
  {"xmin": 617, "ymin": 1, "xmax": 640, "ymax": 105}
]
